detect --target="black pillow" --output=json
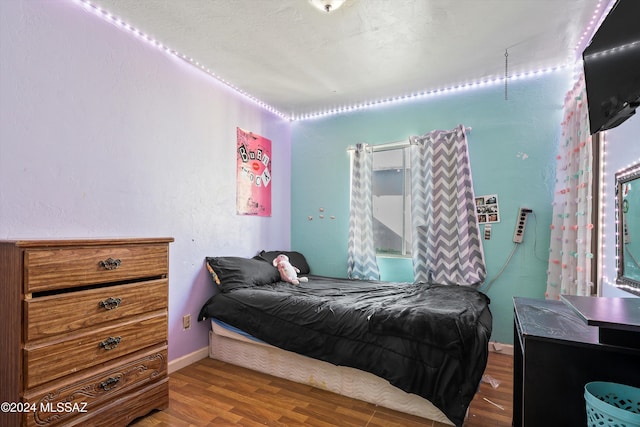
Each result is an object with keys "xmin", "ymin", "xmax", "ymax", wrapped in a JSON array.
[
  {"xmin": 205, "ymin": 256, "xmax": 280, "ymax": 292},
  {"xmin": 253, "ymin": 250, "xmax": 311, "ymax": 274}
]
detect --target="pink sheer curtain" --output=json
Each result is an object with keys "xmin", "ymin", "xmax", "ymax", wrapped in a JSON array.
[{"xmin": 546, "ymin": 74, "xmax": 594, "ymax": 299}]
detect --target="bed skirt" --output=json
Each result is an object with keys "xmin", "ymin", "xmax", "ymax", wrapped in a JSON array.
[{"xmin": 208, "ymin": 322, "xmax": 454, "ymax": 425}]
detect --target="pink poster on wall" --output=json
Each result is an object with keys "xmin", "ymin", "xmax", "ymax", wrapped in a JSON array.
[{"xmin": 236, "ymin": 127, "xmax": 271, "ymax": 216}]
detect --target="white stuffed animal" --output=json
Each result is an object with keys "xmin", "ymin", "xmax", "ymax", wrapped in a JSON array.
[{"xmin": 272, "ymin": 254, "xmax": 308, "ymax": 285}]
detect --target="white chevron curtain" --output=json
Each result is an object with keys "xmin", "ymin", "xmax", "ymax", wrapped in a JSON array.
[
  {"xmin": 410, "ymin": 125, "xmax": 486, "ymax": 286},
  {"xmin": 348, "ymin": 144, "xmax": 381, "ymax": 280}
]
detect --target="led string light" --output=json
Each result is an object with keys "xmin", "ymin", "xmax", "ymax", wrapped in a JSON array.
[
  {"xmin": 293, "ymin": 65, "xmax": 566, "ymax": 121},
  {"xmin": 294, "ymin": 0, "xmax": 609, "ymax": 120},
  {"xmin": 74, "ymin": 0, "xmax": 609, "ymax": 122},
  {"xmin": 75, "ymin": 0, "xmax": 290, "ymax": 120},
  {"xmin": 615, "ymin": 162, "xmax": 640, "ymax": 181},
  {"xmin": 573, "ymin": 0, "xmax": 615, "ymax": 59},
  {"xmin": 612, "ymin": 282, "xmax": 640, "ymax": 293},
  {"xmin": 587, "ymin": 40, "xmax": 640, "ymax": 60},
  {"xmin": 574, "ymin": 0, "xmax": 601, "ymax": 53},
  {"xmin": 600, "ymin": 131, "xmax": 610, "ymax": 290}
]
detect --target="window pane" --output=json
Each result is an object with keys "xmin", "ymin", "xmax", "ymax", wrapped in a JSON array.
[{"xmin": 372, "ymin": 148, "xmax": 411, "ymax": 256}]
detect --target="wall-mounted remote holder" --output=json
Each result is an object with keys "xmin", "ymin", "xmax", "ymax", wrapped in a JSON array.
[{"xmin": 513, "ymin": 207, "xmax": 533, "ymax": 243}]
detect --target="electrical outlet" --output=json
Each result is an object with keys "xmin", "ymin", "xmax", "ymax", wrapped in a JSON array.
[
  {"xmin": 513, "ymin": 207, "xmax": 532, "ymax": 243},
  {"xmin": 183, "ymin": 314, "xmax": 191, "ymax": 330}
]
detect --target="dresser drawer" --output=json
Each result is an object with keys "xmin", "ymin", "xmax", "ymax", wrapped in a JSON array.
[
  {"xmin": 24, "ymin": 311, "xmax": 167, "ymax": 388},
  {"xmin": 65, "ymin": 379, "xmax": 169, "ymax": 427},
  {"xmin": 25, "ymin": 279, "xmax": 167, "ymax": 341},
  {"xmin": 24, "ymin": 244, "xmax": 169, "ymax": 293},
  {"xmin": 23, "ymin": 346, "xmax": 167, "ymax": 427}
]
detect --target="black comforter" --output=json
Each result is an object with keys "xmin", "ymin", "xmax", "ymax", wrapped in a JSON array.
[{"xmin": 198, "ymin": 276, "xmax": 492, "ymax": 426}]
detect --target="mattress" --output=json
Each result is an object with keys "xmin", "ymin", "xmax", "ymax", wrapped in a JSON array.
[
  {"xmin": 211, "ymin": 318, "xmax": 265, "ymax": 344},
  {"xmin": 199, "ymin": 275, "xmax": 492, "ymax": 426},
  {"xmin": 208, "ymin": 319, "xmax": 453, "ymax": 424}
]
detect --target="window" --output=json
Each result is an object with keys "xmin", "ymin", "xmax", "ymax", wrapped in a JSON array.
[{"xmin": 372, "ymin": 147, "xmax": 411, "ymax": 256}]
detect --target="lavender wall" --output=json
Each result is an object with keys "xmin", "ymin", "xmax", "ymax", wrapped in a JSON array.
[{"xmin": 0, "ymin": 0, "xmax": 292, "ymax": 361}]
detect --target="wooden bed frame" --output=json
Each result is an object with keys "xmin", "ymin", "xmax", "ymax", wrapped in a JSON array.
[{"xmin": 208, "ymin": 321, "xmax": 454, "ymax": 425}]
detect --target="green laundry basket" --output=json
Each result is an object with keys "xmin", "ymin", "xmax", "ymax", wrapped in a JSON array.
[{"xmin": 584, "ymin": 381, "xmax": 640, "ymax": 427}]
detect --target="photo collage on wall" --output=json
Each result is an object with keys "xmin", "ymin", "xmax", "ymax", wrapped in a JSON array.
[{"xmin": 475, "ymin": 194, "xmax": 500, "ymax": 224}]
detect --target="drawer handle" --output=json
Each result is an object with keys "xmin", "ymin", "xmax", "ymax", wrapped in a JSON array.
[
  {"xmin": 99, "ymin": 336, "xmax": 121, "ymax": 350},
  {"xmin": 99, "ymin": 297, "xmax": 122, "ymax": 310},
  {"xmin": 99, "ymin": 376, "xmax": 121, "ymax": 391},
  {"xmin": 99, "ymin": 257, "xmax": 121, "ymax": 270}
]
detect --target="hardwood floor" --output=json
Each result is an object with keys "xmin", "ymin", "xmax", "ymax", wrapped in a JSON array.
[
  {"xmin": 461, "ymin": 352, "xmax": 513, "ymax": 427},
  {"xmin": 131, "ymin": 351, "xmax": 513, "ymax": 426}
]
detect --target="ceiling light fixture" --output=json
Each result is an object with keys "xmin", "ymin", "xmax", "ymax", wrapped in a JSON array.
[{"xmin": 309, "ymin": 0, "xmax": 346, "ymax": 13}]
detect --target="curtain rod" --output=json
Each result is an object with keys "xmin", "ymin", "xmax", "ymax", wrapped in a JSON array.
[{"xmin": 347, "ymin": 127, "xmax": 472, "ymax": 152}]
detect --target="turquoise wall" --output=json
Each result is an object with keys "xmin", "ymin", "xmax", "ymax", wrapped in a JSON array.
[{"xmin": 290, "ymin": 72, "xmax": 572, "ymax": 344}]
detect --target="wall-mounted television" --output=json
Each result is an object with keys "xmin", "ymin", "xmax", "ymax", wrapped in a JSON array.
[{"xmin": 583, "ymin": 0, "xmax": 640, "ymax": 135}]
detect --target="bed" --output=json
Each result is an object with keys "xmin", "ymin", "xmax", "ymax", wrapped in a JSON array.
[{"xmin": 198, "ymin": 251, "xmax": 492, "ymax": 426}]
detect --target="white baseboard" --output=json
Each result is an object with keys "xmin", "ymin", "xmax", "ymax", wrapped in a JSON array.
[
  {"xmin": 168, "ymin": 346, "xmax": 209, "ymax": 374},
  {"xmin": 489, "ymin": 341, "xmax": 514, "ymax": 356}
]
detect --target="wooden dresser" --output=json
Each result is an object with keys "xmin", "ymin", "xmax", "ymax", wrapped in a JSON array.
[{"xmin": 0, "ymin": 237, "xmax": 173, "ymax": 427}]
